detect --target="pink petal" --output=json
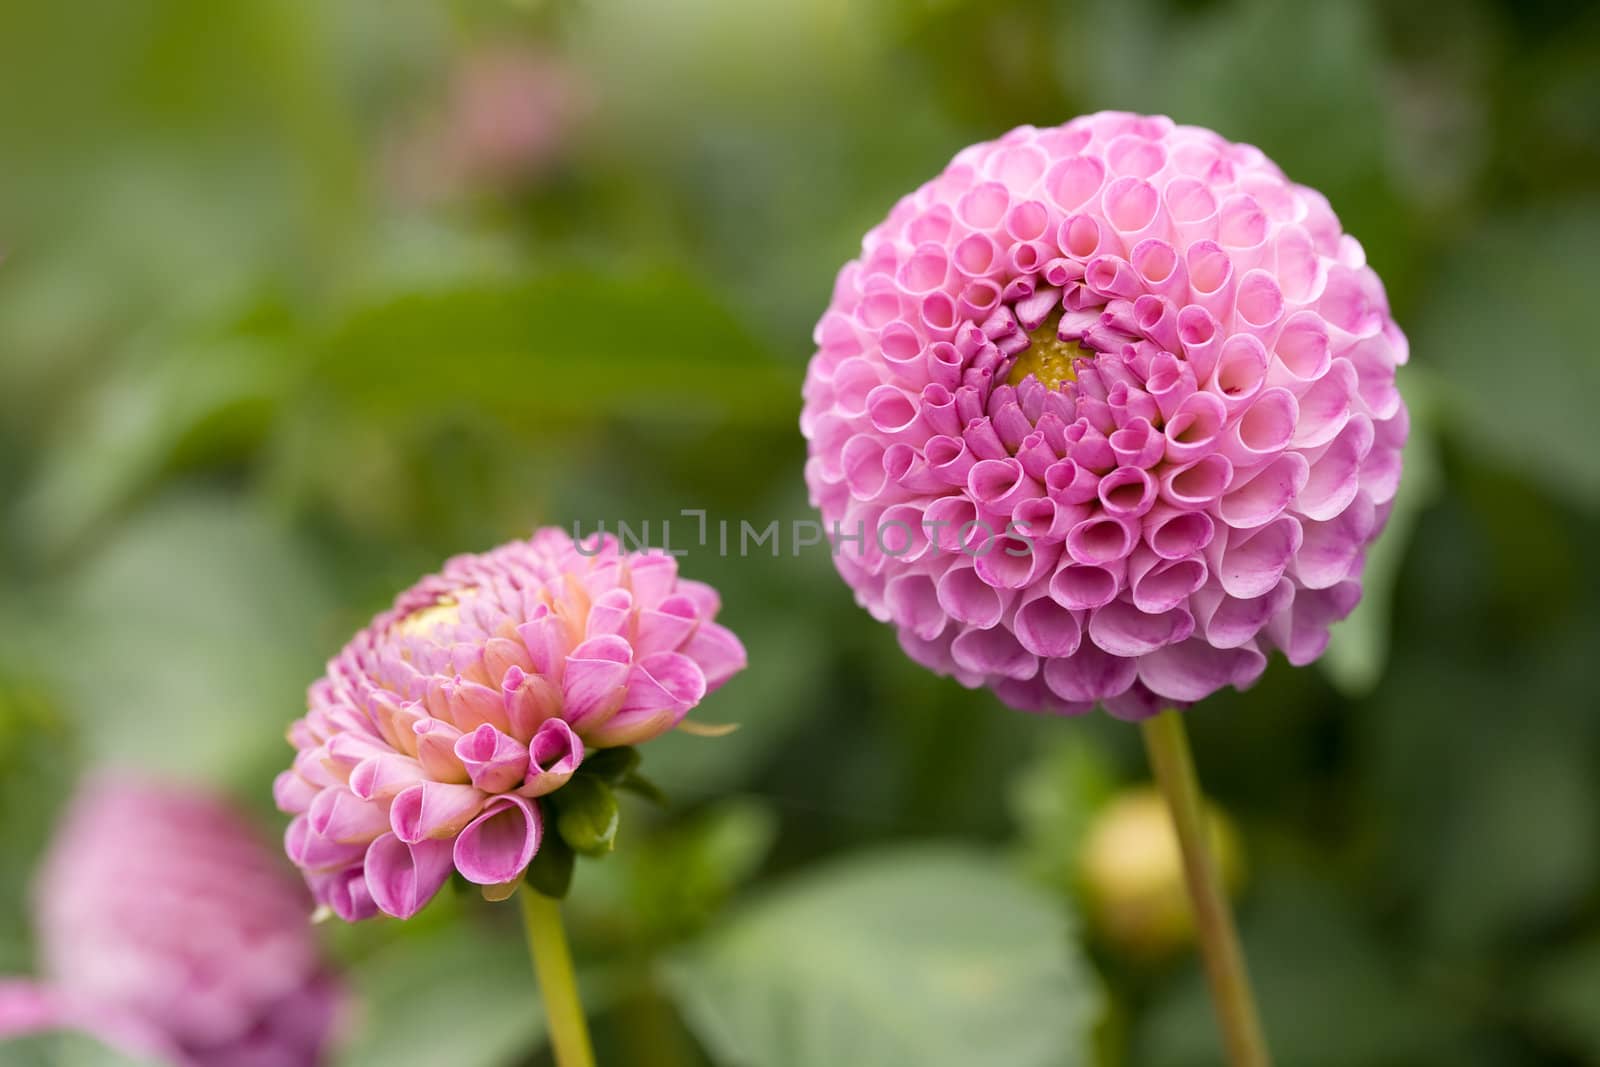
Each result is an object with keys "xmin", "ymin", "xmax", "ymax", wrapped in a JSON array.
[
  {"xmin": 1013, "ymin": 590, "xmax": 1084, "ymax": 657},
  {"xmin": 950, "ymin": 625, "xmax": 1038, "ymax": 680},
  {"xmin": 284, "ymin": 814, "xmax": 367, "ymax": 873},
  {"xmin": 680, "ymin": 621, "xmax": 748, "ymax": 691},
  {"xmin": 519, "ymin": 718, "xmax": 582, "ymax": 798},
  {"xmin": 349, "ymin": 752, "xmax": 428, "ymax": 802},
  {"xmin": 388, "ymin": 782, "xmax": 486, "ymax": 844},
  {"xmin": 453, "ymin": 796, "xmax": 542, "ymax": 886},
  {"xmin": 363, "ymin": 834, "xmax": 454, "ymax": 920},
  {"xmin": 560, "ymin": 635, "xmax": 633, "ymax": 730},
  {"xmin": 634, "ymin": 595, "xmax": 701, "ymax": 657},
  {"xmin": 454, "ymin": 723, "xmax": 531, "ymax": 794},
  {"xmin": 1043, "ymin": 643, "xmax": 1138, "ymax": 703},
  {"xmin": 586, "ymin": 652, "xmax": 708, "ymax": 747},
  {"xmin": 308, "ymin": 788, "xmax": 390, "ymax": 845}
]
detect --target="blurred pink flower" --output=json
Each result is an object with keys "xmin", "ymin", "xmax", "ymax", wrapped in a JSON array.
[
  {"xmin": 801, "ymin": 112, "xmax": 1408, "ymax": 719},
  {"xmin": 0, "ymin": 777, "xmax": 343, "ymax": 1066},
  {"xmin": 391, "ymin": 44, "xmax": 588, "ymax": 201},
  {"xmin": 275, "ymin": 528, "xmax": 746, "ymax": 921}
]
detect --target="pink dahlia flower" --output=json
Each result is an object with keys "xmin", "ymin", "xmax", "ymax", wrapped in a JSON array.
[
  {"xmin": 801, "ymin": 112, "xmax": 1407, "ymax": 719},
  {"xmin": 0, "ymin": 777, "xmax": 343, "ymax": 1067},
  {"xmin": 275, "ymin": 528, "xmax": 747, "ymax": 921}
]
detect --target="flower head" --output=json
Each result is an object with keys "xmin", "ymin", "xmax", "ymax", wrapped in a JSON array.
[
  {"xmin": 801, "ymin": 112, "xmax": 1407, "ymax": 718},
  {"xmin": 275, "ymin": 528, "xmax": 747, "ymax": 920},
  {"xmin": 17, "ymin": 777, "xmax": 343, "ymax": 1066}
]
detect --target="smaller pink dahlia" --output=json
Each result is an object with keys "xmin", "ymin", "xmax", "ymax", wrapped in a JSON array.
[
  {"xmin": 275, "ymin": 528, "xmax": 747, "ymax": 921},
  {"xmin": 0, "ymin": 776, "xmax": 344, "ymax": 1067}
]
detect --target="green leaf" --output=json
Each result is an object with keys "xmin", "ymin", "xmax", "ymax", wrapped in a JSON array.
[
  {"xmin": 663, "ymin": 846, "xmax": 1101, "ymax": 1067},
  {"xmin": 0, "ymin": 675, "xmax": 78, "ymax": 971},
  {"xmin": 1412, "ymin": 202, "xmax": 1600, "ymax": 509},
  {"xmin": 17, "ymin": 493, "xmax": 333, "ymax": 786},
  {"xmin": 17, "ymin": 328, "xmax": 293, "ymax": 560},
  {"xmin": 1136, "ymin": 874, "xmax": 1467, "ymax": 1066},
  {"xmin": 1524, "ymin": 938, "xmax": 1600, "ymax": 1060},
  {"xmin": 580, "ymin": 796, "xmax": 779, "ymax": 943},
  {"xmin": 310, "ymin": 268, "xmax": 796, "ymax": 428}
]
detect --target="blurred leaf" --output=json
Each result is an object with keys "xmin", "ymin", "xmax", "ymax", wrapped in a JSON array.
[
  {"xmin": 18, "ymin": 330, "xmax": 294, "ymax": 559},
  {"xmin": 1360, "ymin": 639, "xmax": 1599, "ymax": 950},
  {"xmin": 663, "ymin": 846, "xmax": 1100, "ymax": 1067},
  {"xmin": 1063, "ymin": 0, "xmax": 1390, "ymax": 209},
  {"xmin": 311, "ymin": 268, "xmax": 795, "ymax": 427},
  {"xmin": 0, "ymin": 676, "xmax": 79, "ymax": 971},
  {"xmin": 54, "ymin": 1035, "xmax": 166, "ymax": 1067},
  {"xmin": 638, "ymin": 608, "xmax": 826, "ymax": 805},
  {"xmin": 21, "ymin": 493, "xmax": 333, "ymax": 786},
  {"xmin": 1414, "ymin": 202, "xmax": 1600, "ymax": 509},
  {"xmin": 1321, "ymin": 372, "xmax": 1443, "ymax": 695},
  {"xmin": 1009, "ymin": 735, "xmax": 1120, "ymax": 891},
  {"xmin": 583, "ymin": 797, "xmax": 779, "ymax": 945},
  {"xmin": 0, "ymin": 1029, "xmax": 166, "ymax": 1067},
  {"xmin": 1524, "ymin": 937, "xmax": 1600, "ymax": 1061},
  {"xmin": 1137, "ymin": 874, "xmax": 1466, "ymax": 1066},
  {"xmin": 1423, "ymin": 725, "xmax": 1598, "ymax": 947},
  {"xmin": 337, "ymin": 918, "xmax": 543, "ymax": 1067},
  {"xmin": 53, "ymin": 1035, "xmax": 164, "ymax": 1067}
]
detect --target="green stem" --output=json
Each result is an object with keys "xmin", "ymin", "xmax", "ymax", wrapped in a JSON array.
[
  {"xmin": 518, "ymin": 885, "xmax": 597, "ymax": 1067},
  {"xmin": 1140, "ymin": 709, "xmax": 1271, "ymax": 1067}
]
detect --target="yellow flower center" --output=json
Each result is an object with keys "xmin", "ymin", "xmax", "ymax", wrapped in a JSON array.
[
  {"xmin": 1007, "ymin": 313, "xmax": 1088, "ymax": 392},
  {"xmin": 392, "ymin": 597, "xmax": 465, "ymax": 640}
]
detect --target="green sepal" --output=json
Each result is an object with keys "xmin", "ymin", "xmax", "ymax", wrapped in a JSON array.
[
  {"xmin": 525, "ymin": 814, "xmax": 576, "ymax": 898},
  {"xmin": 580, "ymin": 745, "xmax": 641, "ymax": 784},
  {"xmin": 617, "ymin": 769, "xmax": 668, "ymax": 807},
  {"xmin": 552, "ymin": 774, "xmax": 620, "ymax": 857}
]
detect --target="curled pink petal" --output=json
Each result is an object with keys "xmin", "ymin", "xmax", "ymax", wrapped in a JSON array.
[
  {"xmin": 453, "ymin": 796, "xmax": 542, "ymax": 886},
  {"xmin": 454, "ymin": 723, "xmax": 531, "ymax": 794},
  {"xmin": 389, "ymin": 782, "xmax": 486, "ymax": 844},
  {"xmin": 516, "ymin": 716, "xmax": 585, "ymax": 800},
  {"xmin": 364, "ymin": 834, "xmax": 455, "ymax": 919}
]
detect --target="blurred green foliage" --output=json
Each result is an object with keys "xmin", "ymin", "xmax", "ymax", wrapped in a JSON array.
[{"xmin": 1, "ymin": 0, "xmax": 1598, "ymax": 1064}]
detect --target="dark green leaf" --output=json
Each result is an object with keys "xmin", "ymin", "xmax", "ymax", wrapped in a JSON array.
[{"xmin": 310, "ymin": 269, "xmax": 795, "ymax": 428}]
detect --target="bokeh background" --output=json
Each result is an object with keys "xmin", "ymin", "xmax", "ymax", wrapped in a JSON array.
[{"xmin": 3, "ymin": 0, "xmax": 1598, "ymax": 1064}]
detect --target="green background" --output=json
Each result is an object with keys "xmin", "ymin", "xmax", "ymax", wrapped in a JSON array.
[{"xmin": 2, "ymin": 0, "xmax": 1598, "ymax": 1063}]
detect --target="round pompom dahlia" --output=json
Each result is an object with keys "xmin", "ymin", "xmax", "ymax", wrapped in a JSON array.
[
  {"xmin": 274, "ymin": 528, "xmax": 747, "ymax": 921},
  {"xmin": 8, "ymin": 777, "xmax": 344, "ymax": 1067},
  {"xmin": 801, "ymin": 112, "xmax": 1407, "ymax": 719}
]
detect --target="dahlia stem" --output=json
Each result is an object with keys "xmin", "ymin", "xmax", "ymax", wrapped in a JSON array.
[
  {"xmin": 519, "ymin": 886, "xmax": 596, "ymax": 1067},
  {"xmin": 1140, "ymin": 709, "xmax": 1271, "ymax": 1067}
]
